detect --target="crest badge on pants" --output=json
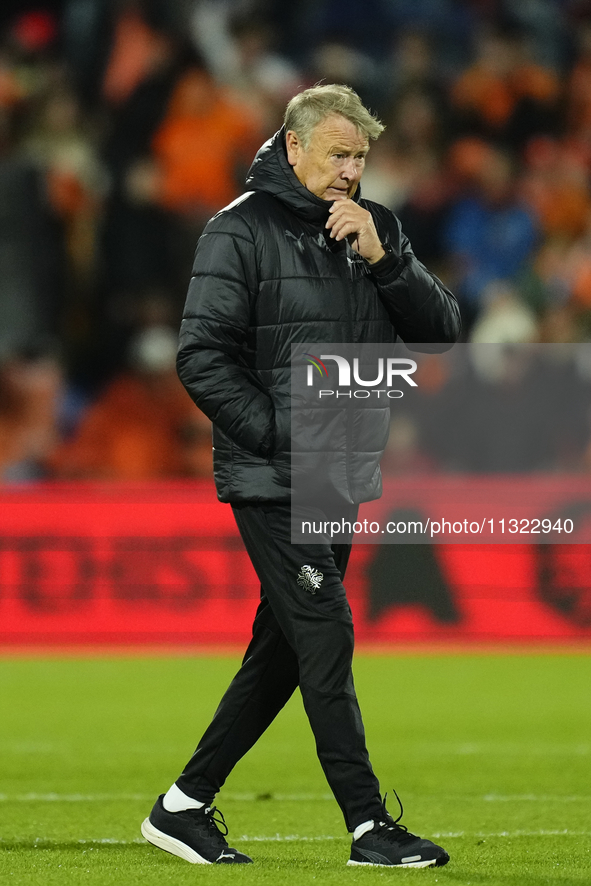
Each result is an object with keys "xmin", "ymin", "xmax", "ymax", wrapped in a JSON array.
[{"xmin": 297, "ymin": 565, "xmax": 324, "ymax": 594}]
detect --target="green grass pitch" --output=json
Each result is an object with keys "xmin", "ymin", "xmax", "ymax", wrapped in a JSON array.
[{"xmin": 1, "ymin": 653, "xmax": 590, "ymax": 885}]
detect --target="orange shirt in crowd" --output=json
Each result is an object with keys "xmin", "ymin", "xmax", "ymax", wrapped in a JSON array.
[
  {"xmin": 151, "ymin": 68, "xmax": 262, "ymax": 214},
  {"xmin": 452, "ymin": 62, "xmax": 559, "ymax": 130},
  {"xmin": 102, "ymin": 8, "xmax": 171, "ymax": 106},
  {"xmin": 519, "ymin": 137, "xmax": 591, "ymax": 239},
  {"xmin": 49, "ymin": 371, "xmax": 212, "ymax": 480}
]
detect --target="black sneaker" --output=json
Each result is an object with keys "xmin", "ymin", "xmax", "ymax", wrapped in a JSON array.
[
  {"xmin": 141, "ymin": 795, "xmax": 252, "ymax": 864},
  {"xmin": 348, "ymin": 794, "xmax": 450, "ymax": 869}
]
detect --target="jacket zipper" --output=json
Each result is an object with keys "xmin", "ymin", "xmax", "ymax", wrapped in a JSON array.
[{"xmin": 342, "ymin": 243, "xmax": 355, "ymax": 504}]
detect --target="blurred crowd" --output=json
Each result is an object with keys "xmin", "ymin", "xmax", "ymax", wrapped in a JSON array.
[{"xmin": 3, "ymin": 0, "xmax": 591, "ymax": 482}]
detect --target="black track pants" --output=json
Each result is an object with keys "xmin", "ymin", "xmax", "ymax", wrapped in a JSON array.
[{"xmin": 175, "ymin": 502, "xmax": 383, "ymax": 832}]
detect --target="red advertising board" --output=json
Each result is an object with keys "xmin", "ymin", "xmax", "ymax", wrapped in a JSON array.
[{"xmin": 0, "ymin": 480, "xmax": 590, "ymax": 647}]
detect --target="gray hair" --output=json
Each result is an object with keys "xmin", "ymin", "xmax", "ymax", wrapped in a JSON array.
[{"xmin": 284, "ymin": 84, "xmax": 385, "ymax": 148}]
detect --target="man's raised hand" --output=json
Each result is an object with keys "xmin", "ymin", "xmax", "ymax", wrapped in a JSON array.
[{"xmin": 325, "ymin": 199, "xmax": 386, "ymax": 264}]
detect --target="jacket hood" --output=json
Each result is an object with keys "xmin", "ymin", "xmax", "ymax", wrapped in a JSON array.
[{"xmin": 245, "ymin": 126, "xmax": 361, "ymax": 225}]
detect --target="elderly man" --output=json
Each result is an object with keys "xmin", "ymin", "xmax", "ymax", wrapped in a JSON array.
[{"xmin": 141, "ymin": 84, "xmax": 460, "ymax": 868}]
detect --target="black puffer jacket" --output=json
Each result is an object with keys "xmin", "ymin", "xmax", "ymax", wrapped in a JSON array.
[{"xmin": 177, "ymin": 128, "xmax": 461, "ymax": 503}]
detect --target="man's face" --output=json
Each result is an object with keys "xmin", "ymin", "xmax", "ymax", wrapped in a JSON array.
[{"xmin": 286, "ymin": 114, "xmax": 369, "ymax": 201}]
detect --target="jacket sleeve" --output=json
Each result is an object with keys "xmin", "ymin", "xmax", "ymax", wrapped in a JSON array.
[
  {"xmin": 177, "ymin": 209, "xmax": 274, "ymax": 458},
  {"xmin": 368, "ymin": 211, "xmax": 461, "ymax": 347}
]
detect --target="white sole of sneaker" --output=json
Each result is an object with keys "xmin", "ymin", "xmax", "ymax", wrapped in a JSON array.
[
  {"xmin": 347, "ymin": 859, "xmax": 437, "ymax": 868},
  {"xmin": 141, "ymin": 817, "xmax": 211, "ymax": 864}
]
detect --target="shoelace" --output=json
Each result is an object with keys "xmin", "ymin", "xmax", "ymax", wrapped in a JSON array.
[
  {"xmin": 204, "ymin": 805, "xmax": 229, "ymax": 838},
  {"xmin": 183, "ymin": 804, "xmax": 230, "ymax": 845},
  {"xmin": 376, "ymin": 791, "xmax": 418, "ymax": 844}
]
